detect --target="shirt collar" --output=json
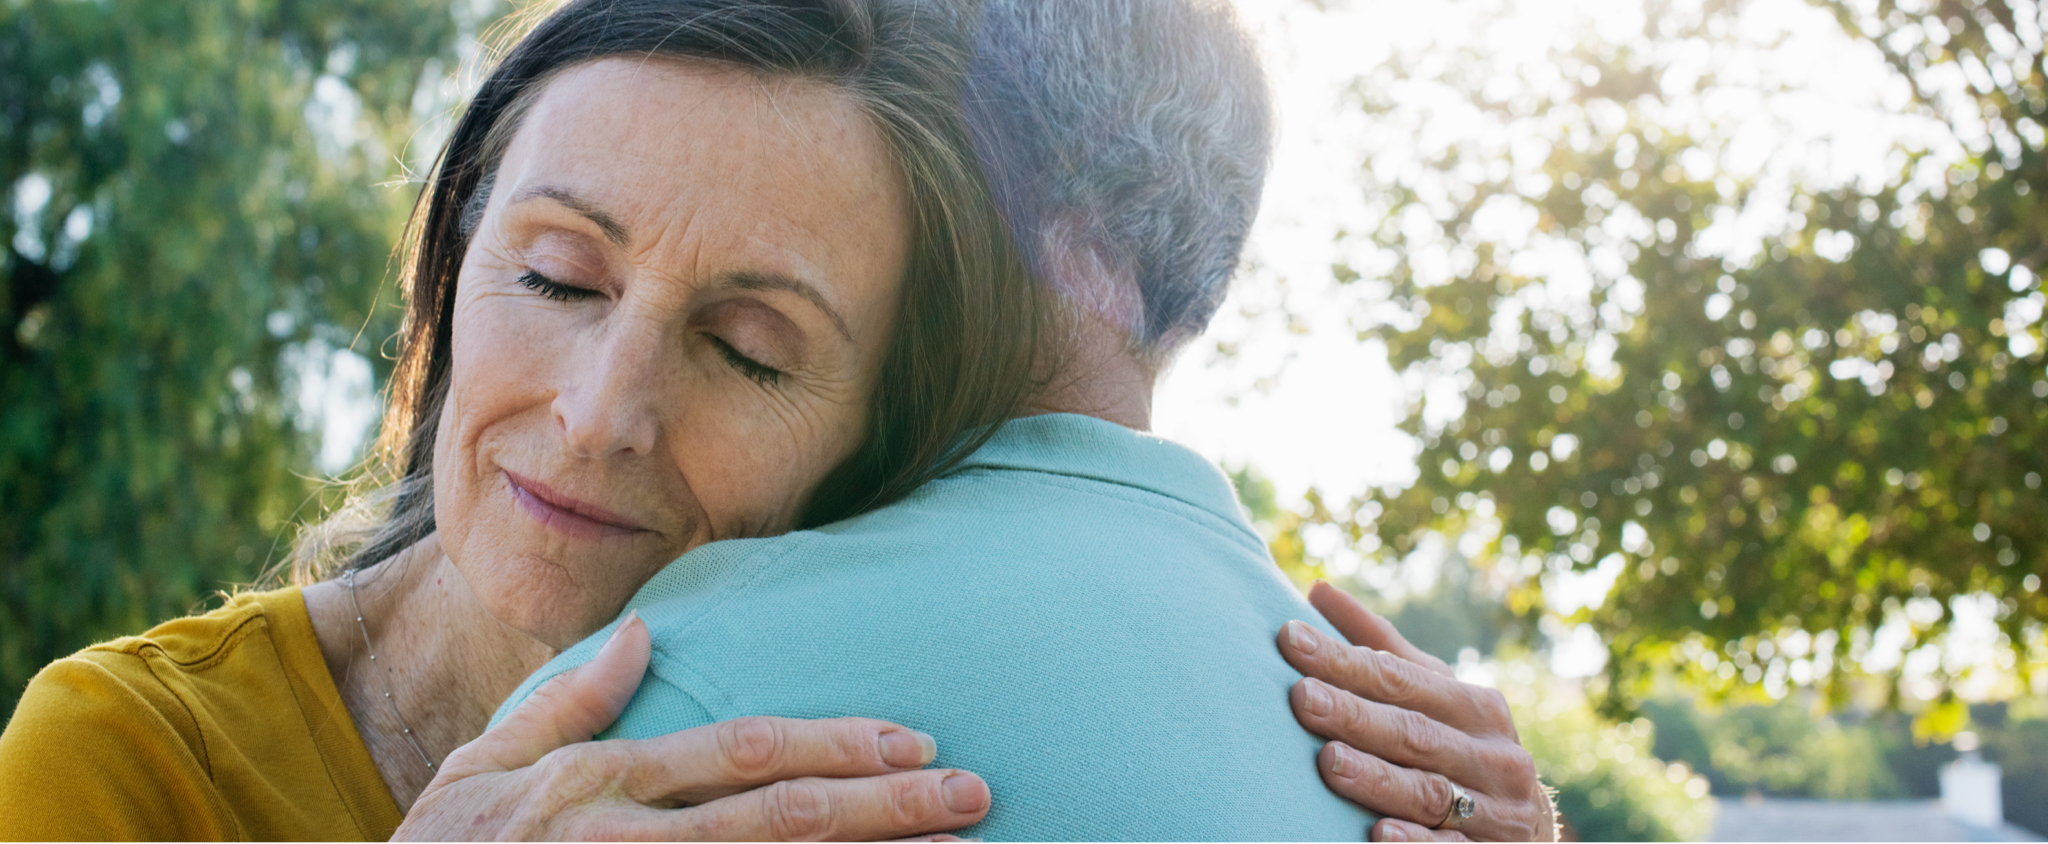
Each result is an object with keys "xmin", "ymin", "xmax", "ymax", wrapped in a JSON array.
[{"xmin": 952, "ymin": 413, "xmax": 1252, "ymax": 530}]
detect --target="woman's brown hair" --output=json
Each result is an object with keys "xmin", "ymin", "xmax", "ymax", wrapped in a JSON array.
[{"xmin": 292, "ymin": 0, "xmax": 1043, "ymax": 582}]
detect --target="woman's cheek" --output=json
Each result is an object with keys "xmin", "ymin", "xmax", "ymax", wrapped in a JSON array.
[
  {"xmin": 429, "ymin": 381, "xmax": 474, "ymax": 565},
  {"xmin": 668, "ymin": 400, "xmax": 819, "ymax": 536},
  {"xmin": 434, "ymin": 296, "xmax": 557, "ymax": 561}
]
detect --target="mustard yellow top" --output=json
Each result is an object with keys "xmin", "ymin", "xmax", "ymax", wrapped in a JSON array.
[{"xmin": 0, "ymin": 586, "xmax": 403, "ymax": 840}]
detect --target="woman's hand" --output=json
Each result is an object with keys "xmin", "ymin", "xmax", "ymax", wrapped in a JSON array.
[
  {"xmin": 395, "ymin": 613, "xmax": 991, "ymax": 840},
  {"xmin": 1280, "ymin": 582, "xmax": 1556, "ymax": 842}
]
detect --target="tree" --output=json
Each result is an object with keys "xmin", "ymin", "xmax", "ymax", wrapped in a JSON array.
[
  {"xmin": 1637, "ymin": 696, "xmax": 2048, "ymax": 836},
  {"xmin": 0, "ymin": 0, "xmax": 491, "ymax": 715},
  {"xmin": 1233, "ymin": 473, "xmax": 1715, "ymax": 841},
  {"xmin": 1508, "ymin": 672, "xmax": 1715, "ymax": 841},
  {"xmin": 1299, "ymin": 0, "xmax": 2046, "ymax": 716}
]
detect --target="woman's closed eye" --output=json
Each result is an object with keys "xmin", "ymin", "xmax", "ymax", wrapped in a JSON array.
[
  {"xmin": 517, "ymin": 269, "xmax": 600, "ymax": 303},
  {"xmin": 708, "ymin": 336, "xmax": 783, "ymax": 387},
  {"xmin": 518, "ymin": 267, "xmax": 786, "ymax": 387}
]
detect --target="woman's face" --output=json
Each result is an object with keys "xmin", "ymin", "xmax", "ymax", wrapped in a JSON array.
[{"xmin": 433, "ymin": 58, "xmax": 912, "ymax": 648}]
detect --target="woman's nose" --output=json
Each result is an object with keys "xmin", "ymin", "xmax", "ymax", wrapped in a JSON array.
[{"xmin": 551, "ymin": 326, "xmax": 664, "ymax": 458}]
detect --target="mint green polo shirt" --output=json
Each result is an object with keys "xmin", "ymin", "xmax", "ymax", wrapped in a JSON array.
[{"xmin": 497, "ymin": 413, "xmax": 1375, "ymax": 840}]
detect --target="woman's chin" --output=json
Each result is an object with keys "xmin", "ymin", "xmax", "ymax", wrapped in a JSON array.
[
  {"xmin": 482, "ymin": 560, "xmax": 626, "ymax": 648},
  {"xmin": 446, "ymin": 536, "xmax": 654, "ymax": 650},
  {"xmin": 437, "ymin": 487, "xmax": 683, "ymax": 649}
]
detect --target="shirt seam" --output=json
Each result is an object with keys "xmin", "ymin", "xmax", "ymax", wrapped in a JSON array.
[
  {"xmin": 553, "ymin": 538, "xmax": 808, "ymax": 712},
  {"xmin": 131, "ymin": 650, "xmax": 242, "ymax": 839},
  {"xmin": 256, "ymin": 588, "xmax": 399, "ymax": 840},
  {"xmin": 89, "ymin": 604, "xmax": 268, "ymax": 672},
  {"xmin": 987, "ymin": 471, "xmax": 1268, "ymax": 556},
  {"xmin": 127, "ymin": 613, "xmax": 268, "ymax": 788},
  {"xmin": 630, "ymin": 537, "xmax": 823, "ymax": 716},
  {"xmin": 641, "ymin": 656, "xmax": 736, "ymax": 725},
  {"xmin": 944, "ymin": 460, "xmax": 1237, "ymax": 518}
]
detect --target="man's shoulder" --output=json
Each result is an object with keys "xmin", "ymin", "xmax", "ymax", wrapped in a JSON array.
[{"xmin": 823, "ymin": 455, "xmax": 1266, "ymax": 560}]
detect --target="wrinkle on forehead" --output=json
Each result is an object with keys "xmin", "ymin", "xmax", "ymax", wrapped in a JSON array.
[
  {"xmin": 595, "ymin": 57, "xmax": 887, "ymax": 199},
  {"xmin": 496, "ymin": 57, "xmax": 910, "ymax": 324}
]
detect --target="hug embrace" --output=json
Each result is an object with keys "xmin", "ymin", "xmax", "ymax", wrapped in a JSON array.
[{"xmin": 0, "ymin": 0, "xmax": 1556, "ymax": 840}]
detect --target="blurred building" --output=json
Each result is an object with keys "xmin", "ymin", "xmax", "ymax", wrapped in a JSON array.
[{"xmin": 1709, "ymin": 750, "xmax": 2042, "ymax": 842}]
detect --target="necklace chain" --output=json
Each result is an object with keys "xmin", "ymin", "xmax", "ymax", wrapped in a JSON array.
[{"xmin": 344, "ymin": 567, "xmax": 438, "ymax": 773}]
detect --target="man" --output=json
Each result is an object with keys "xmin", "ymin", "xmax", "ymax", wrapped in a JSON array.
[{"xmin": 466, "ymin": 0, "xmax": 1551, "ymax": 839}]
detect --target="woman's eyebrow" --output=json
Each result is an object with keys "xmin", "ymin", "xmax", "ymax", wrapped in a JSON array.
[
  {"xmin": 722, "ymin": 270, "xmax": 854, "ymax": 342},
  {"xmin": 504, "ymin": 185, "xmax": 852, "ymax": 342},
  {"xmin": 508, "ymin": 184, "xmax": 631, "ymax": 246}
]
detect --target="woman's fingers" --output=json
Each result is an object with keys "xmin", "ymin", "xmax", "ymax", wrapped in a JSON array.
[
  {"xmin": 407, "ymin": 614, "xmax": 976, "ymax": 841},
  {"xmin": 400, "ymin": 716, "xmax": 972, "ymax": 840},
  {"xmin": 1280, "ymin": 620, "xmax": 1516, "ymax": 741},
  {"xmin": 655, "ymin": 770, "xmax": 990, "ymax": 841},
  {"xmin": 439, "ymin": 612, "xmax": 654, "ymax": 780},
  {"xmin": 1318, "ymin": 742, "xmax": 1538, "ymax": 842},
  {"xmin": 607, "ymin": 715, "xmax": 940, "ymax": 806},
  {"xmin": 402, "ymin": 631, "xmax": 977, "ymax": 844},
  {"xmin": 1288, "ymin": 676, "xmax": 1502, "ymax": 784},
  {"xmin": 1284, "ymin": 583, "xmax": 1557, "ymax": 841},
  {"xmin": 1308, "ymin": 580, "xmax": 1452, "ymax": 676},
  {"xmin": 1316, "ymin": 741, "xmax": 1456, "ymax": 830},
  {"xmin": 1373, "ymin": 817, "xmax": 1476, "ymax": 843}
]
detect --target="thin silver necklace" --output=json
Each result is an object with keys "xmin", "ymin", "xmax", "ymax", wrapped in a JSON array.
[{"xmin": 344, "ymin": 567, "xmax": 437, "ymax": 772}]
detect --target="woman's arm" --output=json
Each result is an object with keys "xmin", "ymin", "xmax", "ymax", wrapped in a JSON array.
[
  {"xmin": 1282, "ymin": 582, "xmax": 1558, "ymax": 843},
  {"xmin": 395, "ymin": 613, "xmax": 989, "ymax": 840}
]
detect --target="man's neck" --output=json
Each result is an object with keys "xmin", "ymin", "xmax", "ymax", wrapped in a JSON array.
[{"xmin": 1023, "ymin": 307, "xmax": 1155, "ymax": 431}]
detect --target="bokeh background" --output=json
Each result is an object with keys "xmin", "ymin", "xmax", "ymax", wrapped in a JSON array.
[{"xmin": 3, "ymin": 0, "xmax": 2044, "ymax": 838}]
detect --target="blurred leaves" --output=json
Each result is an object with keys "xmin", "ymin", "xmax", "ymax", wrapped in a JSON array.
[
  {"xmin": 0, "ymin": 1, "xmax": 490, "ymax": 714},
  {"xmin": 1509, "ymin": 666, "xmax": 1716, "ymax": 841},
  {"xmin": 1641, "ymin": 696, "xmax": 1908, "ymax": 799},
  {"xmin": 1294, "ymin": 0, "xmax": 2048, "ymax": 718},
  {"xmin": 1641, "ymin": 696, "xmax": 2048, "ymax": 836}
]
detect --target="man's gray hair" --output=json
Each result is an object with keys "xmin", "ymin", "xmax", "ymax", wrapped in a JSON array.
[{"xmin": 963, "ymin": 0, "xmax": 1272, "ymax": 358}]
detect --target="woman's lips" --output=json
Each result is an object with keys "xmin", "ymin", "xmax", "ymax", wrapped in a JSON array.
[{"xmin": 504, "ymin": 470, "xmax": 648, "ymax": 540}]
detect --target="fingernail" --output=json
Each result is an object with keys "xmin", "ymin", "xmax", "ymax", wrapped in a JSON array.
[
  {"xmin": 1288, "ymin": 620, "xmax": 1320, "ymax": 655},
  {"xmin": 1303, "ymin": 678, "xmax": 1332, "ymax": 716},
  {"xmin": 942, "ymin": 772, "xmax": 988, "ymax": 813},
  {"xmin": 603, "ymin": 610, "xmax": 639, "ymax": 648},
  {"xmin": 1380, "ymin": 821, "xmax": 1409, "ymax": 842},
  {"xmin": 1327, "ymin": 742, "xmax": 1355, "ymax": 777},
  {"xmin": 880, "ymin": 729, "xmax": 937, "ymax": 767}
]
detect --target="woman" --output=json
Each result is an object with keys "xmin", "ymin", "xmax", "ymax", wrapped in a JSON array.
[{"xmin": 0, "ymin": 0, "xmax": 1552, "ymax": 840}]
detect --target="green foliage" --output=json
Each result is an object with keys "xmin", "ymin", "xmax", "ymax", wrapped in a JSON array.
[
  {"xmin": 1641, "ymin": 697, "xmax": 1906, "ymax": 799},
  {"xmin": 1984, "ymin": 704, "xmax": 2048, "ymax": 836},
  {"xmin": 1376, "ymin": 563, "xmax": 1518, "ymax": 661},
  {"xmin": 0, "ymin": 1, "xmax": 485, "ymax": 716},
  {"xmin": 1639, "ymin": 697, "xmax": 2048, "ymax": 837},
  {"xmin": 1239, "ymin": 475, "xmax": 1712, "ymax": 839},
  {"xmin": 1508, "ymin": 667, "xmax": 1715, "ymax": 841},
  {"xmin": 1312, "ymin": 0, "xmax": 2048, "ymax": 712},
  {"xmin": 1232, "ymin": 464, "xmax": 1329, "ymax": 589}
]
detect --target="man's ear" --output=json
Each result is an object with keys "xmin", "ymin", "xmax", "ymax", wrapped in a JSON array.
[{"xmin": 1039, "ymin": 214, "xmax": 1144, "ymax": 340}]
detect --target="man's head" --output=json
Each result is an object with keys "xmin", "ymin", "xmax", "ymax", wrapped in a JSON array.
[{"xmin": 964, "ymin": 0, "xmax": 1273, "ymax": 375}]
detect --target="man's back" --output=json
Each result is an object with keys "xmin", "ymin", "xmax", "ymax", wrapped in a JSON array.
[{"xmin": 500, "ymin": 414, "xmax": 1373, "ymax": 840}]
